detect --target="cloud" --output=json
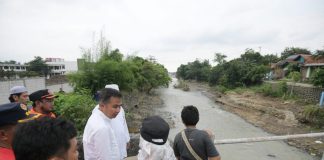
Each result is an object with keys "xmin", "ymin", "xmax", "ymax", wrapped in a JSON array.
[{"xmin": 0, "ymin": 0, "xmax": 323, "ymax": 71}]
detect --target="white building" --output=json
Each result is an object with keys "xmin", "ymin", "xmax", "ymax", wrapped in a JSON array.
[
  {"xmin": 0, "ymin": 64, "xmax": 27, "ymax": 72},
  {"xmin": 45, "ymin": 58, "xmax": 78, "ymax": 76},
  {"xmin": 0, "ymin": 58, "xmax": 78, "ymax": 77}
]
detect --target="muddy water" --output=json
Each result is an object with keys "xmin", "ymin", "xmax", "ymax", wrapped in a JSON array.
[{"xmin": 157, "ymin": 79, "xmax": 315, "ymax": 160}]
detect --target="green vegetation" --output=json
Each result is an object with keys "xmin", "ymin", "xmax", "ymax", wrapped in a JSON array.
[
  {"xmin": 177, "ymin": 48, "xmax": 270, "ymax": 88},
  {"xmin": 176, "ymin": 59, "xmax": 211, "ymax": 82},
  {"xmin": 178, "ymin": 47, "xmax": 324, "ymax": 126},
  {"xmin": 302, "ymin": 105, "xmax": 324, "ymax": 128},
  {"xmin": 26, "ymin": 56, "xmax": 50, "ymax": 76},
  {"xmin": 255, "ymin": 81, "xmax": 289, "ymax": 98},
  {"xmin": 68, "ymin": 36, "xmax": 171, "ymax": 94},
  {"xmin": 311, "ymin": 68, "xmax": 324, "ymax": 88},
  {"xmin": 53, "ymin": 36, "xmax": 171, "ymax": 134},
  {"xmin": 54, "ymin": 90, "xmax": 96, "ymax": 134}
]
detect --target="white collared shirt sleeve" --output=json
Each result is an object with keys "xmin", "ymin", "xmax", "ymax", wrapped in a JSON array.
[{"xmin": 122, "ymin": 108, "xmax": 130, "ymax": 142}]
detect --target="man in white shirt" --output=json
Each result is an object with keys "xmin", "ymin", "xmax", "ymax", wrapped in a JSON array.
[
  {"xmin": 83, "ymin": 88, "xmax": 123, "ymax": 160},
  {"xmin": 104, "ymin": 84, "xmax": 130, "ymax": 158}
]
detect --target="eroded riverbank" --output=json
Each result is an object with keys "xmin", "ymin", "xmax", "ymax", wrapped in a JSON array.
[
  {"xmin": 159, "ymin": 80, "xmax": 316, "ymax": 159},
  {"xmin": 186, "ymin": 81, "xmax": 324, "ymax": 158}
]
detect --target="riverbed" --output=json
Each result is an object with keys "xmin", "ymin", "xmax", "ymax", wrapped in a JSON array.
[{"xmin": 156, "ymin": 79, "xmax": 315, "ymax": 160}]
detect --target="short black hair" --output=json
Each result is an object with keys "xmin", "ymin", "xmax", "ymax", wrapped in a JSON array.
[
  {"xmin": 181, "ymin": 105, "xmax": 199, "ymax": 126},
  {"xmin": 8, "ymin": 93, "xmax": 22, "ymax": 102},
  {"xmin": 99, "ymin": 88, "xmax": 122, "ymax": 104},
  {"xmin": 13, "ymin": 117, "xmax": 77, "ymax": 160}
]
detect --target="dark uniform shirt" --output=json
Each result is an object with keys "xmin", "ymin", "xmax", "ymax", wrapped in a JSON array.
[{"xmin": 173, "ymin": 128, "xmax": 219, "ymax": 160}]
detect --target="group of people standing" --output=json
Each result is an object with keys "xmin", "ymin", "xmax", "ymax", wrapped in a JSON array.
[
  {"xmin": 1, "ymin": 86, "xmax": 78, "ymax": 160},
  {"xmin": 0, "ymin": 84, "xmax": 221, "ymax": 160},
  {"xmin": 83, "ymin": 84, "xmax": 221, "ymax": 160}
]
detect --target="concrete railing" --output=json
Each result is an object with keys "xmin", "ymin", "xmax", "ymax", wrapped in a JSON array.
[{"xmin": 214, "ymin": 132, "xmax": 324, "ymax": 160}]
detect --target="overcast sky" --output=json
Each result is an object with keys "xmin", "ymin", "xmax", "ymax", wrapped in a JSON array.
[{"xmin": 0, "ymin": 0, "xmax": 323, "ymax": 71}]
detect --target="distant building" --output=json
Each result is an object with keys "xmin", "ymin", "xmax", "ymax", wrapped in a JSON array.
[
  {"xmin": 0, "ymin": 64, "xmax": 27, "ymax": 72},
  {"xmin": 0, "ymin": 58, "xmax": 78, "ymax": 78},
  {"xmin": 45, "ymin": 58, "xmax": 78, "ymax": 76},
  {"xmin": 45, "ymin": 58, "xmax": 65, "ymax": 76}
]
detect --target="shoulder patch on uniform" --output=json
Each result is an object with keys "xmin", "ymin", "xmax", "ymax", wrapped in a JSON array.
[{"xmin": 20, "ymin": 104, "xmax": 27, "ymax": 111}]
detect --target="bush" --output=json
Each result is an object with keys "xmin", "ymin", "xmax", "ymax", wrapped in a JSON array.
[
  {"xmin": 311, "ymin": 68, "xmax": 324, "ymax": 88},
  {"xmin": 54, "ymin": 89, "xmax": 96, "ymax": 134},
  {"xmin": 288, "ymin": 71, "xmax": 301, "ymax": 82},
  {"xmin": 256, "ymin": 82, "xmax": 288, "ymax": 98},
  {"xmin": 258, "ymin": 84, "xmax": 278, "ymax": 97},
  {"xmin": 302, "ymin": 106, "xmax": 324, "ymax": 128},
  {"xmin": 277, "ymin": 81, "xmax": 288, "ymax": 95},
  {"xmin": 173, "ymin": 79, "xmax": 190, "ymax": 91},
  {"xmin": 215, "ymin": 85, "xmax": 228, "ymax": 94}
]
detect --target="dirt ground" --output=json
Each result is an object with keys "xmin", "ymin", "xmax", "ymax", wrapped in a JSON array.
[{"xmin": 187, "ymin": 81, "xmax": 324, "ymax": 158}]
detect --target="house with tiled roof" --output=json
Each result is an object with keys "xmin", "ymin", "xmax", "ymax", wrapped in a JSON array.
[
  {"xmin": 300, "ymin": 55, "xmax": 324, "ymax": 80},
  {"xmin": 270, "ymin": 54, "xmax": 324, "ymax": 81}
]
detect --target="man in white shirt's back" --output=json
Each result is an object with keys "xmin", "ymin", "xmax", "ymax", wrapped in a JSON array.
[{"xmin": 83, "ymin": 88, "xmax": 123, "ymax": 160}]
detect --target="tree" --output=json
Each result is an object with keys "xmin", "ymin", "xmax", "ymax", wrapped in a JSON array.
[
  {"xmin": 176, "ymin": 64, "xmax": 188, "ymax": 79},
  {"xmin": 314, "ymin": 49, "xmax": 324, "ymax": 56},
  {"xmin": 213, "ymin": 53, "xmax": 227, "ymax": 65},
  {"xmin": 311, "ymin": 68, "xmax": 324, "ymax": 88},
  {"xmin": 100, "ymin": 48, "xmax": 123, "ymax": 62},
  {"xmin": 140, "ymin": 62, "xmax": 171, "ymax": 93},
  {"xmin": 281, "ymin": 47, "xmax": 311, "ymax": 60},
  {"xmin": 26, "ymin": 56, "xmax": 49, "ymax": 76},
  {"xmin": 240, "ymin": 48, "xmax": 263, "ymax": 65},
  {"xmin": 68, "ymin": 36, "xmax": 171, "ymax": 94},
  {"xmin": 262, "ymin": 54, "xmax": 280, "ymax": 65},
  {"xmin": 175, "ymin": 59, "xmax": 211, "ymax": 82}
]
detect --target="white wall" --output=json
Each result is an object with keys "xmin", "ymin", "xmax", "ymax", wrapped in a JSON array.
[{"xmin": 0, "ymin": 77, "xmax": 73, "ymax": 104}]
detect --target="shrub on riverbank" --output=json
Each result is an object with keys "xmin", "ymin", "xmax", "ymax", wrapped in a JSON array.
[
  {"xmin": 173, "ymin": 79, "xmax": 190, "ymax": 91},
  {"xmin": 302, "ymin": 105, "xmax": 324, "ymax": 128},
  {"xmin": 54, "ymin": 89, "xmax": 96, "ymax": 134}
]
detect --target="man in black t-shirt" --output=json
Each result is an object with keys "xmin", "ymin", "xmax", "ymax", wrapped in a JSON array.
[{"xmin": 173, "ymin": 105, "xmax": 221, "ymax": 160}]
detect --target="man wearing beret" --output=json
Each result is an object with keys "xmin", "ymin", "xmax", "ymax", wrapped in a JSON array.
[
  {"xmin": 8, "ymin": 86, "xmax": 29, "ymax": 106},
  {"xmin": 0, "ymin": 102, "xmax": 39, "ymax": 160},
  {"xmin": 29, "ymin": 89, "xmax": 58, "ymax": 118},
  {"xmin": 137, "ymin": 116, "xmax": 176, "ymax": 160}
]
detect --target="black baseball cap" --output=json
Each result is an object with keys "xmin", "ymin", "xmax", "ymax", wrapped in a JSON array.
[
  {"xmin": 29, "ymin": 89, "xmax": 58, "ymax": 102},
  {"xmin": 140, "ymin": 116, "xmax": 170, "ymax": 145}
]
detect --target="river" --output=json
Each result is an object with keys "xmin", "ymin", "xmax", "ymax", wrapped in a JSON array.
[{"xmin": 157, "ymin": 79, "xmax": 315, "ymax": 160}]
